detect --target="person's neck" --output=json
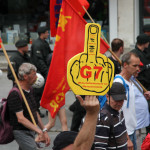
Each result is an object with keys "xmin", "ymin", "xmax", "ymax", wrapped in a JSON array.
[
  {"xmin": 19, "ymin": 81, "xmax": 31, "ymax": 91},
  {"xmin": 40, "ymin": 36, "xmax": 45, "ymax": 40},
  {"xmin": 120, "ymin": 70, "xmax": 131, "ymax": 81},
  {"xmin": 137, "ymin": 45, "xmax": 144, "ymax": 51},
  {"xmin": 112, "ymin": 51, "xmax": 121, "ymax": 60},
  {"xmin": 18, "ymin": 49, "xmax": 24, "ymax": 55}
]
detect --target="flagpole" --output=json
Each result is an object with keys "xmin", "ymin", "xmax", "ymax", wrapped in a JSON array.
[
  {"xmin": 82, "ymin": 6, "xmax": 147, "ymax": 92},
  {"xmin": 0, "ymin": 39, "xmax": 37, "ymax": 126}
]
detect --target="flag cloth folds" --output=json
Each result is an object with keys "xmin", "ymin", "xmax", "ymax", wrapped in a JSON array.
[
  {"xmin": 42, "ymin": 0, "xmax": 110, "ymax": 118},
  {"xmin": 50, "ymin": 0, "xmax": 89, "ymax": 37},
  {"xmin": 50, "ymin": 0, "xmax": 62, "ymax": 37}
]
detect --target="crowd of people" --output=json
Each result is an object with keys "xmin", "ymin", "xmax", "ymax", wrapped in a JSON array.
[{"xmin": 5, "ymin": 25, "xmax": 150, "ymax": 150}]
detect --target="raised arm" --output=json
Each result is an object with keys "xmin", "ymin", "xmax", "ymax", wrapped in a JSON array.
[{"xmin": 73, "ymin": 95, "xmax": 100, "ymax": 150}]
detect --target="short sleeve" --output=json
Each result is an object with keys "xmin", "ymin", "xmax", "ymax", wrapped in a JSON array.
[{"xmin": 7, "ymin": 91, "xmax": 23, "ymax": 113}]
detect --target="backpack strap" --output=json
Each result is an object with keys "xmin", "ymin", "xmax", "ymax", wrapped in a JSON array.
[
  {"xmin": 8, "ymin": 87, "xmax": 22, "ymax": 100},
  {"xmin": 114, "ymin": 75, "xmax": 130, "ymax": 108}
]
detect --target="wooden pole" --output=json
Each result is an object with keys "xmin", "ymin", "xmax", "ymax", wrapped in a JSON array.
[
  {"xmin": 135, "ymin": 78, "xmax": 147, "ymax": 93},
  {"xmin": 82, "ymin": 6, "xmax": 147, "ymax": 92},
  {"xmin": 0, "ymin": 39, "xmax": 37, "ymax": 126}
]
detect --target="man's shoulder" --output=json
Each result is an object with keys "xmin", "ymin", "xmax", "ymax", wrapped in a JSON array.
[
  {"xmin": 108, "ymin": 56, "xmax": 115, "ymax": 63},
  {"xmin": 32, "ymin": 38, "xmax": 42, "ymax": 47},
  {"xmin": 7, "ymin": 87, "xmax": 21, "ymax": 101},
  {"xmin": 131, "ymin": 48, "xmax": 141, "ymax": 56},
  {"xmin": 131, "ymin": 48, "xmax": 137, "ymax": 53},
  {"xmin": 114, "ymin": 75, "xmax": 124, "ymax": 84},
  {"xmin": 10, "ymin": 52, "xmax": 23, "ymax": 60},
  {"xmin": 99, "ymin": 107, "xmax": 112, "ymax": 123}
]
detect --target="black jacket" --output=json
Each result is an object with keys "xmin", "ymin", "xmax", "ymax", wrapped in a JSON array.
[
  {"xmin": 131, "ymin": 46, "xmax": 150, "ymax": 89},
  {"xmin": 30, "ymin": 38, "xmax": 52, "ymax": 78},
  {"xmin": 7, "ymin": 51, "xmax": 30, "ymax": 82}
]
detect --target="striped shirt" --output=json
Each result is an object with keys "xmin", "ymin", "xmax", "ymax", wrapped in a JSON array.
[{"xmin": 94, "ymin": 103, "xmax": 127, "ymax": 150}]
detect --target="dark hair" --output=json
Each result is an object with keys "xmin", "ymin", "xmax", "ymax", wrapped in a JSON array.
[
  {"xmin": 111, "ymin": 38, "xmax": 124, "ymax": 52},
  {"xmin": 121, "ymin": 52, "xmax": 138, "ymax": 66},
  {"xmin": 37, "ymin": 26, "xmax": 48, "ymax": 36},
  {"xmin": 136, "ymin": 34, "xmax": 150, "ymax": 45}
]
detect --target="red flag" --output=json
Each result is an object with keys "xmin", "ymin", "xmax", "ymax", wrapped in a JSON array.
[
  {"xmin": 50, "ymin": 0, "xmax": 62, "ymax": 37},
  {"xmin": 80, "ymin": 0, "xmax": 89, "ymax": 10},
  {"xmin": 42, "ymin": 0, "xmax": 109, "ymax": 118},
  {"xmin": 50, "ymin": 0, "xmax": 89, "ymax": 37},
  {"xmin": 100, "ymin": 38, "xmax": 110, "ymax": 54},
  {"xmin": 69, "ymin": 0, "xmax": 89, "ymax": 16}
]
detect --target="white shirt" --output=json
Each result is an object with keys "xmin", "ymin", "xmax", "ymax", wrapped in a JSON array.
[
  {"xmin": 131, "ymin": 77, "xmax": 150, "ymax": 130},
  {"xmin": 114, "ymin": 75, "xmax": 137, "ymax": 135}
]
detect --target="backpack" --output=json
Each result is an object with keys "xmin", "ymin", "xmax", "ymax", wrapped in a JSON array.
[{"xmin": 0, "ymin": 87, "xmax": 22, "ymax": 144}]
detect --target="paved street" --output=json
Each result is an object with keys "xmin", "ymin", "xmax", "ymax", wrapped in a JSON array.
[{"xmin": 0, "ymin": 71, "xmax": 147, "ymax": 150}]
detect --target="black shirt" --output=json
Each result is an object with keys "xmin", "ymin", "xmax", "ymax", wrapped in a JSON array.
[
  {"xmin": 7, "ymin": 86, "xmax": 38, "ymax": 130},
  {"xmin": 131, "ymin": 46, "xmax": 150, "ymax": 90},
  {"xmin": 31, "ymin": 37, "xmax": 52, "ymax": 78},
  {"xmin": 109, "ymin": 56, "xmax": 121, "ymax": 75},
  {"xmin": 7, "ymin": 51, "xmax": 30, "ymax": 82}
]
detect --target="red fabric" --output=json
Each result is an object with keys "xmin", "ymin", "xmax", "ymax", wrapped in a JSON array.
[
  {"xmin": 50, "ymin": 0, "xmax": 89, "ymax": 37},
  {"xmin": 79, "ymin": 0, "xmax": 89, "ymax": 10},
  {"xmin": 141, "ymin": 133, "xmax": 150, "ymax": 150},
  {"xmin": 100, "ymin": 37, "xmax": 110, "ymax": 54},
  {"xmin": 50, "ymin": 0, "xmax": 62, "ymax": 37},
  {"xmin": 41, "ymin": 0, "xmax": 109, "ymax": 118},
  {"xmin": 139, "ymin": 61, "xmax": 144, "ymax": 67},
  {"xmin": 0, "ymin": 38, "xmax": 2, "ymax": 48},
  {"xmin": 68, "ymin": 0, "xmax": 89, "ymax": 16}
]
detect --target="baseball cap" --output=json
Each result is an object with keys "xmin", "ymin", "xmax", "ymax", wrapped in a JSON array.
[
  {"xmin": 108, "ymin": 82, "xmax": 127, "ymax": 101},
  {"xmin": 15, "ymin": 40, "xmax": 28, "ymax": 48},
  {"xmin": 137, "ymin": 34, "xmax": 150, "ymax": 44}
]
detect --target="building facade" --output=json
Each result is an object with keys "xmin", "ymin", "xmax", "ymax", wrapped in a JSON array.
[{"xmin": 0, "ymin": 0, "xmax": 149, "ymax": 50}]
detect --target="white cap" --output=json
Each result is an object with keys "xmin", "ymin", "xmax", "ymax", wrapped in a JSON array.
[{"xmin": 32, "ymin": 73, "xmax": 45, "ymax": 88}]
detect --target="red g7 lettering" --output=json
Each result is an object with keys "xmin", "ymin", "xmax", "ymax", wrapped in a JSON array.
[{"xmin": 80, "ymin": 66, "xmax": 103, "ymax": 79}]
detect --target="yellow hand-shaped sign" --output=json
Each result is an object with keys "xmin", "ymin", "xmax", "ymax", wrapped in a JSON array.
[{"xmin": 67, "ymin": 23, "xmax": 114, "ymax": 95}]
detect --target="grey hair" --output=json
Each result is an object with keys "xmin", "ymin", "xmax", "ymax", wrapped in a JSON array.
[
  {"xmin": 18, "ymin": 63, "xmax": 37, "ymax": 80},
  {"xmin": 121, "ymin": 52, "xmax": 139, "ymax": 66}
]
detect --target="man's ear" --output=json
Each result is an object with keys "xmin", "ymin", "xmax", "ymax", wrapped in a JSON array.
[
  {"xmin": 23, "ymin": 74, "xmax": 28, "ymax": 80},
  {"xmin": 119, "ymin": 46, "xmax": 124, "ymax": 53},
  {"xmin": 106, "ymin": 93, "xmax": 109, "ymax": 99},
  {"xmin": 119, "ymin": 46, "xmax": 122, "ymax": 51},
  {"xmin": 123, "ymin": 62, "xmax": 128, "ymax": 68}
]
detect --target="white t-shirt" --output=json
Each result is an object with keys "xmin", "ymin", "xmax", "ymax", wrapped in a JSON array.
[
  {"xmin": 114, "ymin": 75, "xmax": 137, "ymax": 135},
  {"xmin": 131, "ymin": 77, "xmax": 150, "ymax": 130}
]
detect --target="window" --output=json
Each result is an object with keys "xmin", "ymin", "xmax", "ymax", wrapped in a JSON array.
[{"xmin": 0, "ymin": 0, "xmax": 50, "ymax": 45}]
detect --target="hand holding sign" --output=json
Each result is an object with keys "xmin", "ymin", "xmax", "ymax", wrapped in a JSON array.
[{"xmin": 67, "ymin": 23, "xmax": 114, "ymax": 95}]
